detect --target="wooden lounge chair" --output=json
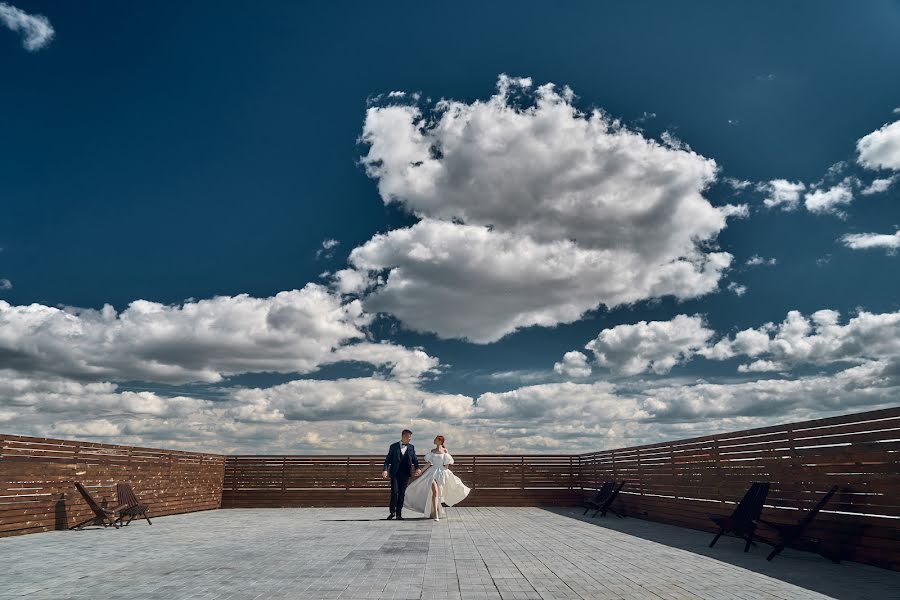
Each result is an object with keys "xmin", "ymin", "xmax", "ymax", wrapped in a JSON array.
[
  {"xmin": 70, "ymin": 482, "xmax": 126, "ymax": 530},
  {"xmin": 583, "ymin": 481, "xmax": 614, "ymax": 515},
  {"xmin": 709, "ymin": 481, "xmax": 770, "ymax": 552},
  {"xmin": 115, "ymin": 482, "xmax": 152, "ymax": 526},
  {"xmin": 759, "ymin": 485, "xmax": 838, "ymax": 561},
  {"xmin": 592, "ymin": 480, "xmax": 626, "ymax": 518}
]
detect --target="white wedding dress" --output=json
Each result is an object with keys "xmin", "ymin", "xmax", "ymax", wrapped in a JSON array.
[{"xmin": 403, "ymin": 450, "xmax": 471, "ymax": 517}]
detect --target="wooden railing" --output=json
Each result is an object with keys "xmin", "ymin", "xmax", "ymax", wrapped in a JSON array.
[
  {"xmin": 0, "ymin": 434, "xmax": 224, "ymax": 537},
  {"xmin": 222, "ymin": 454, "xmax": 580, "ymax": 508},
  {"xmin": 579, "ymin": 406, "xmax": 900, "ymax": 570}
]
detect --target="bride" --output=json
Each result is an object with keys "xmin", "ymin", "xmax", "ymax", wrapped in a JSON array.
[{"xmin": 403, "ymin": 435, "xmax": 471, "ymax": 521}]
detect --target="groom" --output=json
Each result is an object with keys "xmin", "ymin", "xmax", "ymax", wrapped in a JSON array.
[{"xmin": 381, "ymin": 428, "xmax": 421, "ymax": 520}]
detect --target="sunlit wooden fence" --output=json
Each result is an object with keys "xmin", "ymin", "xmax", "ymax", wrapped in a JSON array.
[{"xmin": 0, "ymin": 434, "xmax": 224, "ymax": 537}]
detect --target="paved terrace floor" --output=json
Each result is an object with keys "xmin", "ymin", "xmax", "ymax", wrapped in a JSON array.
[{"xmin": 0, "ymin": 507, "xmax": 897, "ymax": 600}]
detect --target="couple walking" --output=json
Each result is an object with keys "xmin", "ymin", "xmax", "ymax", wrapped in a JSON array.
[{"xmin": 381, "ymin": 429, "xmax": 471, "ymax": 520}]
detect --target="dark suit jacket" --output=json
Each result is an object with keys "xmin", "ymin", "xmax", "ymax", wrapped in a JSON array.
[{"xmin": 383, "ymin": 441, "xmax": 420, "ymax": 477}]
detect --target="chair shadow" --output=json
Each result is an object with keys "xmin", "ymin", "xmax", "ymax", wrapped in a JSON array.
[
  {"xmin": 545, "ymin": 507, "xmax": 898, "ymax": 600},
  {"xmin": 322, "ymin": 517, "xmax": 433, "ymax": 522},
  {"xmin": 54, "ymin": 493, "xmax": 68, "ymax": 530}
]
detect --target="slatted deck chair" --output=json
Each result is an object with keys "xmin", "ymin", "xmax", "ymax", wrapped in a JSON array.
[
  {"xmin": 115, "ymin": 482, "xmax": 152, "ymax": 526},
  {"xmin": 709, "ymin": 481, "xmax": 770, "ymax": 552},
  {"xmin": 70, "ymin": 482, "xmax": 125, "ymax": 530},
  {"xmin": 592, "ymin": 480, "xmax": 627, "ymax": 518},
  {"xmin": 583, "ymin": 481, "xmax": 615, "ymax": 515},
  {"xmin": 759, "ymin": 485, "xmax": 838, "ymax": 561}
]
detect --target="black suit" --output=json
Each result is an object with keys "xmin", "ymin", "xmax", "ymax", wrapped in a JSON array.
[{"xmin": 383, "ymin": 441, "xmax": 420, "ymax": 515}]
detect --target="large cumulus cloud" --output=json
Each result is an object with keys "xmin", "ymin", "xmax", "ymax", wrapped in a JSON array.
[
  {"xmin": 347, "ymin": 220, "xmax": 731, "ymax": 343},
  {"xmin": 348, "ymin": 75, "xmax": 742, "ymax": 342}
]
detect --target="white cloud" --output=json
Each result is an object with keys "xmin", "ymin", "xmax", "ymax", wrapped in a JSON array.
[
  {"xmin": 727, "ymin": 282, "xmax": 747, "ymax": 296},
  {"xmin": 473, "ymin": 381, "xmax": 640, "ymax": 423},
  {"xmin": 719, "ymin": 203, "xmax": 750, "ymax": 218},
  {"xmin": 840, "ymin": 230, "xmax": 900, "ymax": 253},
  {"xmin": 349, "ymin": 219, "xmax": 731, "ymax": 343},
  {"xmin": 701, "ymin": 309, "xmax": 900, "ymax": 371},
  {"xmin": 352, "ymin": 76, "xmax": 740, "ymax": 341},
  {"xmin": 857, "ymin": 119, "xmax": 900, "ymax": 171},
  {"xmin": 51, "ymin": 419, "xmax": 123, "ymax": 438},
  {"xmin": 582, "ymin": 314, "xmax": 714, "ymax": 376},
  {"xmin": 316, "ymin": 238, "xmax": 340, "ymax": 259},
  {"xmin": 804, "ymin": 180, "xmax": 854, "ymax": 216},
  {"xmin": 761, "ymin": 179, "xmax": 806, "ymax": 211},
  {"xmin": 360, "ymin": 76, "xmax": 731, "ymax": 257},
  {"xmin": 4, "ymin": 358, "xmax": 900, "ymax": 453},
  {"xmin": 860, "ymin": 176, "xmax": 897, "ymax": 195},
  {"xmin": 746, "ymin": 255, "xmax": 776, "ymax": 267},
  {"xmin": 230, "ymin": 377, "xmax": 471, "ymax": 424},
  {"xmin": 0, "ymin": 2, "xmax": 53, "ymax": 51},
  {"xmin": 737, "ymin": 359, "xmax": 784, "ymax": 373},
  {"xmin": 724, "ymin": 177, "xmax": 752, "ymax": 190},
  {"xmin": 641, "ymin": 360, "xmax": 899, "ymax": 423},
  {"xmin": 0, "ymin": 285, "xmax": 443, "ymax": 384},
  {"xmin": 553, "ymin": 351, "xmax": 592, "ymax": 378},
  {"xmin": 700, "ymin": 327, "xmax": 771, "ymax": 360},
  {"xmin": 330, "ymin": 268, "xmax": 372, "ymax": 295},
  {"xmin": 322, "ymin": 341, "xmax": 440, "ymax": 383}
]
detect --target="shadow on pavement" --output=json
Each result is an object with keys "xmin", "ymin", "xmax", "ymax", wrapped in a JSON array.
[{"xmin": 546, "ymin": 506, "xmax": 900, "ymax": 600}]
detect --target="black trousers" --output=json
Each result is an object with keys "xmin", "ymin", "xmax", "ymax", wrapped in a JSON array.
[{"xmin": 389, "ymin": 473, "xmax": 411, "ymax": 513}]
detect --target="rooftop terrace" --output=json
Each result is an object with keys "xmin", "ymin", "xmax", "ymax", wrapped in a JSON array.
[
  {"xmin": 1, "ymin": 506, "xmax": 897, "ymax": 600},
  {"xmin": 2, "ymin": 407, "xmax": 899, "ymax": 599}
]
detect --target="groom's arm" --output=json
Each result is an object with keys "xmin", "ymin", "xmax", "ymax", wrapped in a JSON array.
[
  {"xmin": 382, "ymin": 445, "xmax": 393, "ymax": 472},
  {"xmin": 410, "ymin": 445, "xmax": 420, "ymax": 469}
]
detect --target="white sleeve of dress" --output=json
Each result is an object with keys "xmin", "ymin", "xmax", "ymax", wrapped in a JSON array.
[
  {"xmin": 445, "ymin": 453, "xmax": 454, "ymax": 465},
  {"xmin": 425, "ymin": 451, "xmax": 435, "ymax": 464}
]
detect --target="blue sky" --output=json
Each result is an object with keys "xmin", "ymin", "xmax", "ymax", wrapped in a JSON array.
[{"xmin": 1, "ymin": 1, "xmax": 899, "ymax": 453}]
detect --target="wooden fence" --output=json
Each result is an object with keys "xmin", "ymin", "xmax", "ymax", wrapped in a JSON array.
[
  {"xmin": 0, "ymin": 434, "xmax": 225, "ymax": 538},
  {"xmin": 2, "ymin": 406, "xmax": 898, "ymax": 570},
  {"xmin": 222, "ymin": 454, "xmax": 581, "ymax": 508},
  {"xmin": 579, "ymin": 406, "xmax": 900, "ymax": 570}
]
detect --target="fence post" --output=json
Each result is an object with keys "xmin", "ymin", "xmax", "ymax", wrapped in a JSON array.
[
  {"xmin": 281, "ymin": 456, "xmax": 287, "ymax": 507},
  {"xmin": 637, "ymin": 448, "xmax": 644, "ymax": 496},
  {"xmin": 520, "ymin": 456, "xmax": 525, "ymax": 491},
  {"xmin": 786, "ymin": 427, "xmax": 797, "ymax": 506},
  {"xmin": 712, "ymin": 440, "xmax": 721, "ymax": 505},
  {"xmin": 670, "ymin": 446, "xmax": 678, "ymax": 499}
]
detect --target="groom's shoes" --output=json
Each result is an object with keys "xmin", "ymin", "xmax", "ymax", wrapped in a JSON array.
[
  {"xmin": 386, "ymin": 512, "xmax": 395, "ymax": 520},
  {"xmin": 396, "ymin": 511, "xmax": 405, "ymax": 520}
]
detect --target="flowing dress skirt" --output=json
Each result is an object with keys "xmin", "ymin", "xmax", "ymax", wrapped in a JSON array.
[{"xmin": 403, "ymin": 465, "xmax": 471, "ymax": 517}]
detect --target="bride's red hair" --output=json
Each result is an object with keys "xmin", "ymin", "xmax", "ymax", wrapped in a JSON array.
[{"xmin": 435, "ymin": 435, "xmax": 445, "ymax": 446}]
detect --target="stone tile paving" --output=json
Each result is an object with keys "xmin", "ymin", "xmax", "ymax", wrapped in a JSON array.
[{"xmin": 0, "ymin": 507, "xmax": 896, "ymax": 600}]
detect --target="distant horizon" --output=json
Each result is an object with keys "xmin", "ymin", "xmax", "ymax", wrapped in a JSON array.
[
  {"xmin": 1, "ymin": 1, "xmax": 900, "ymax": 454},
  {"xmin": 4, "ymin": 403, "xmax": 894, "ymax": 458}
]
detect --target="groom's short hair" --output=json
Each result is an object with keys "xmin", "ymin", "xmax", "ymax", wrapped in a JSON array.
[{"xmin": 401, "ymin": 429, "xmax": 413, "ymax": 436}]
